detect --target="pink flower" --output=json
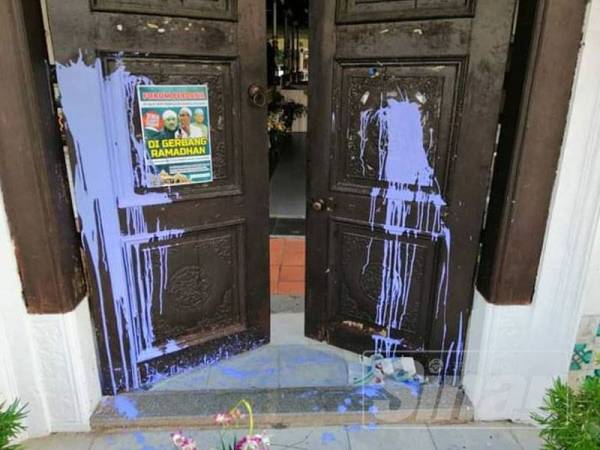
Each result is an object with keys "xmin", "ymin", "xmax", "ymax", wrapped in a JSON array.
[
  {"xmin": 214, "ymin": 413, "xmax": 234, "ymax": 425},
  {"xmin": 171, "ymin": 431, "xmax": 198, "ymax": 450},
  {"xmin": 214, "ymin": 408, "xmax": 245, "ymax": 426},
  {"xmin": 235, "ymin": 434, "xmax": 270, "ymax": 450}
]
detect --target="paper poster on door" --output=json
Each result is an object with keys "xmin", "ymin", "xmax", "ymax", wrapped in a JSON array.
[{"xmin": 138, "ymin": 84, "xmax": 213, "ymax": 186}]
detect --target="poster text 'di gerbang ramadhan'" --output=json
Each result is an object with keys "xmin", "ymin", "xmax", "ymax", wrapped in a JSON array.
[{"xmin": 137, "ymin": 84, "xmax": 213, "ymax": 187}]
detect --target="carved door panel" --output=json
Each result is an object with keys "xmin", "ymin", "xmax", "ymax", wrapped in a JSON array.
[
  {"xmin": 307, "ymin": 0, "xmax": 516, "ymax": 380},
  {"xmin": 46, "ymin": 0, "xmax": 269, "ymax": 394}
]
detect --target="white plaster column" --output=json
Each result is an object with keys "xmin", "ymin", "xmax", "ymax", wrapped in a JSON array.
[
  {"xmin": 581, "ymin": 216, "xmax": 600, "ymax": 317},
  {"xmin": 28, "ymin": 302, "xmax": 102, "ymax": 432},
  {"xmin": 0, "ymin": 190, "xmax": 101, "ymax": 439},
  {"xmin": 464, "ymin": 0, "xmax": 600, "ymax": 422},
  {"xmin": 0, "ymin": 195, "xmax": 51, "ymax": 439}
]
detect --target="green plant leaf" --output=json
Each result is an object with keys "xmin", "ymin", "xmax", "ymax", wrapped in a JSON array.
[
  {"xmin": 0, "ymin": 399, "xmax": 27, "ymax": 450},
  {"xmin": 532, "ymin": 378, "xmax": 600, "ymax": 449}
]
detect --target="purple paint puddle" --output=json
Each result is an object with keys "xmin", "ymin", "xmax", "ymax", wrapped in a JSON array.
[
  {"xmin": 219, "ymin": 367, "xmax": 253, "ymax": 380},
  {"xmin": 321, "ymin": 432, "xmax": 336, "ymax": 444},
  {"xmin": 133, "ymin": 431, "xmax": 158, "ymax": 450},
  {"xmin": 402, "ymin": 379, "xmax": 422, "ymax": 397},
  {"xmin": 57, "ymin": 57, "xmax": 186, "ymax": 394},
  {"xmin": 134, "ymin": 432, "xmax": 146, "ymax": 444},
  {"xmin": 346, "ymin": 424, "xmax": 362, "ymax": 433},
  {"xmin": 360, "ymin": 96, "xmax": 461, "ymax": 382},
  {"xmin": 355, "ymin": 385, "xmax": 385, "ymax": 399},
  {"xmin": 113, "ymin": 396, "xmax": 139, "ymax": 420}
]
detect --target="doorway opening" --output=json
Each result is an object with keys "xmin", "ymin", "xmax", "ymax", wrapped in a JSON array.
[
  {"xmin": 148, "ymin": 0, "xmax": 367, "ymax": 393},
  {"xmin": 267, "ymin": 0, "xmax": 309, "ymax": 307}
]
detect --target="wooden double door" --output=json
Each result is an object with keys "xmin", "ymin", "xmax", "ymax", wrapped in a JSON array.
[{"xmin": 46, "ymin": 0, "xmax": 516, "ymax": 394}]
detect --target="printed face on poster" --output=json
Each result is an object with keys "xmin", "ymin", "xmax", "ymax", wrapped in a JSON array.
[{"xmin": 137, "ymin": 84, "xmax": 213, "ymax": 187}]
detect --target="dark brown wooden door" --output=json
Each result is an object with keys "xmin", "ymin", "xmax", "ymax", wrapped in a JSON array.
[
  {"xmin": 307, "ymin": 0, "xmax": 516, "ymax": 381},
  {"xmin": 46, "ymin": 0, "xmax": 269, "ymax": 394}
]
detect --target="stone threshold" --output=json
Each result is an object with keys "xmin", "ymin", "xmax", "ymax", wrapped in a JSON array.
[{"xmin": 91, "ymin": 384, "xmax": 474, "ymax": 432}]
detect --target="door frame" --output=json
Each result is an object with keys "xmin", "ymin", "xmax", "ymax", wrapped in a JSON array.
[
  {"xmin": 477, "ymin": 0, "xmax": 588, "ymax": 305},
  {"xmin": 0, "ymin": 0, "xmax": 86, "ymax": 314}
]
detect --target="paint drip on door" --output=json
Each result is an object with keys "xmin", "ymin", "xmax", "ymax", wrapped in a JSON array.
[
  {"xmin": 57, "ymin": 57, "xmax": 187, "ymax": 394},
  {"xmin": 360, "ymin": 95, "xmax": 464, "ymax": 383}
]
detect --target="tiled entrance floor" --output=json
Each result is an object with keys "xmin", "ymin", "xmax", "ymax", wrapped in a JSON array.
[
  {"xmin": 151, "ymin": 313, "xmax": 356, "ymax": 391},
  {"xmin": 270, "ymin": 237, "xmax": 305, "ymax": 295},
  {"xmin": 24, "ymin": 313, "xmax": 546, "ymax": 449}
]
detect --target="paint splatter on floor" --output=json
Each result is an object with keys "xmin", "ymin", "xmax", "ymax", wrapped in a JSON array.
[
  {"xmin": 321, "ymin": 432, "xmax": 337, "ymax": 444},
  {"xmin": 113, "ymin": 396, "xmax": 139, "ymax": 420}
]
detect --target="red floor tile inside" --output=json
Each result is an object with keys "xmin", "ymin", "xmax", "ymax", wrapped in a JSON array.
[{"xmin": 270, "ymin": 237, "xmax": 305, "ymax": 295}]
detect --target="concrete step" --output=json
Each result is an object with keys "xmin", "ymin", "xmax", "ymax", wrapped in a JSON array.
[{"xmin": 91, "ymin": 384, "xmax": 474, "ymax": 432}]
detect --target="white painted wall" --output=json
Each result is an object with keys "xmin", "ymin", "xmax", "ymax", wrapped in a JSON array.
[
  {"xmin": 464, "ymin": 0, "xmax": 600, "ymax": 422},
  {"xmin": 581, "ymin": 222, "xmax": 600, "ymax": 316},
  {"xmin": 0, "ymin": 191, "xmax": 101, "ymax": 440}
]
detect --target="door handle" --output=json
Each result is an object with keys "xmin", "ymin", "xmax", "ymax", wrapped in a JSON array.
[
  {"xmin": 248, "ymin": 84, "xmax": 267, "ymax": 108},
  {"xmin": 312, "ymin": 199, "xmax": 326, "ymax": 212},
  {"xmin": 312, "ymin": 197, "xmax": 336, "ymax": 212}
]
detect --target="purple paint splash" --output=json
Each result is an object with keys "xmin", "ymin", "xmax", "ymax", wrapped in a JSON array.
[
  {"xmin": 57, "ymin": 57, "xmax": 185, "ymax": 394},
  {"xmin": 321, "ymin": 432, "xmax": 336, "ymax": 444},
  {"xmin": 361, "ymin": 97, "xmax": 461, "ymax": 383},
  {"xmin": 354, "ymin": 385, "xmax": 385, "ymax": 399},
  {"xmin": 113, "ymin": 396, "xmax": 139, "ymax": 420}
]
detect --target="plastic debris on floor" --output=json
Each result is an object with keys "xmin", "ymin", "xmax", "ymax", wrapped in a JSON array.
[{"xmin": 351, "ymin": 354, "xmax": 426, "ymax": 395}]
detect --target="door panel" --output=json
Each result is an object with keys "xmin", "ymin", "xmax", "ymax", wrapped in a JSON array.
[
  {"xmin": 47, "ymin": 0, "xmax": 268, "ymax": 394},
  {"xmin": 91, "ymin": 0, "xmax": 237, "ymax": 20},
  {"xmin": 307, "ymin": 0, "xmax": 516, "ymax": 381},
  {"xmin": 134, "ymin": 222, "xmax": 246, "ymax": 355},
  {"xmin": 332, "ymin": 60, "xmax": 462, "ymax": 195},
  {"xmin": 329, "ymin": 219, "xmax": 439, "ymax": 350},
  {"xmin": 336, "ymin": 0, "xmax": 475, "ymax": 23}
]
